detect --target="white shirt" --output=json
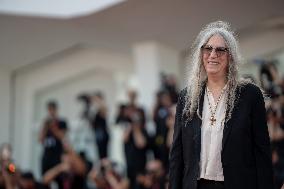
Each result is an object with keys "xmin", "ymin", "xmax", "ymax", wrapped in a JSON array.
[{"xmin": 199, "ymin": 85, "xmax": 227, "ymax": 181}]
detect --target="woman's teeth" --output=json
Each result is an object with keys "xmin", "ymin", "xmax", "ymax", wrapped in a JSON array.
[{"xmin": 208, "ymin": 61, "xmax": 218, "ymax": 65}]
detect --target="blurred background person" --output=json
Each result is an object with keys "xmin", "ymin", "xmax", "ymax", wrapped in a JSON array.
[
  {"xmin": 89, "ymin": 158, "xmax": 129, "ymax": 189},
  {"xmin": 39, "ymin": 101, "xmax": 68, "ymax": 176},
  {"xmin": 165, "ymin": 106, "xmax": 176, "ymax": 152},
  {"xmin": 136, "ymin": 159, "xmax": 166, "ymax": 189},
  {"xmin": 42, "ymin": 140, "xmax": 88, "ymax": 189},
  {"xmin": 260, "ymin": 61, "xmax": 283, "ymax": 99},
  {"xmin": 71, "ymin": 94, "xmax": 97, "ymax": 165},
  {"xmin": 161, "ymin": 74, "xmax": 179, "ymax": 104},
  {"xmin": 19, "ymin": 172, "xmax": 49, "ymax": 189},
  {"xmin": 152, "ymin": 91, "xmax": 173, "ymax": 173},
  {"xmin": 91, "ymin": 91, "xmax": 110, "ymax": 160},
  {"xmin": 0, "ymin": 143, "xmax": 18, "ymax": 189},
  {"xmin": 115, "ymin": 104, "xmax": 131, "ymax": 128},
  {"xmin": 123, "ymin": 90, "xmax": 148, "ymax": 189},
  {"xmin": 272, "ymin": 146, "xmax": 284, "ymax": 189}
]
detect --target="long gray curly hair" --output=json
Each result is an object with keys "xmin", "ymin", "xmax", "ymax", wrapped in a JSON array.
[{"xmin": 184, "ymin": 21, "xmax": 250, "ymax": 122}]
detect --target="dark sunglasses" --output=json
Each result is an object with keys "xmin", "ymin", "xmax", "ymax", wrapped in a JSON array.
[{"xmin": 201, "ymin": 45, "xmax": 229, "ymax": 57}]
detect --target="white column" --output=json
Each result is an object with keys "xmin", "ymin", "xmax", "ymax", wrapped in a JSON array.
[
  {"xmin": 0, "ymin": 66, "xmax": 11, "ymax": 145},
  {"xmin": 276, "ymin": 53, "xmax": 284, "ymax": 75},
  {"xmin": 132, "ymin": 41, "xmax": 180, "ymax": 111}
]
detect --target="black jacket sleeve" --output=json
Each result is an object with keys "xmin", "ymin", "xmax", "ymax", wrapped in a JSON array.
[
  {"xmin": 250, "ymin": 85, "xmax": 274, "ymax": 189},
  {"xmin": 169, "ymin": 89, "xmax": 186, "ymax": 189}
]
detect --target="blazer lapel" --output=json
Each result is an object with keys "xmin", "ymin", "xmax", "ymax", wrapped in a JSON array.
[
  {"xmin": 222, "ymin": 86, "xmax": 241, "ymax": 152},
  {"xmin": 192, "ymin": 84, "xmax": 206, "ymax": 160},
  {"xmin": 190, "ymin": 82, "xmax": 205, "ymax": 138},
  {"xmin": 222, "ymin": 113, "xmax": 233, "ymax": 152}
]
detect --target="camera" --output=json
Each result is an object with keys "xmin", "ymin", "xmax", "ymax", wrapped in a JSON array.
[
  {"xmin": 6, "ymin": 162, "xmax": 16, "ymax": 174},
  {"xmin": 0, "ymin": 162, "xmax": 16, "ymax": 175}
]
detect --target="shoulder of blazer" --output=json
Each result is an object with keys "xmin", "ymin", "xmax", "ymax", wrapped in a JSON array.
[{"xmin": 237, "ymin": 82, "xmax": 264, "ymax": 100}]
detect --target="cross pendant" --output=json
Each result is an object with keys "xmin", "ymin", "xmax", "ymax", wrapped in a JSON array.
[{"xmin": 210, "ymin": 115, "xmax": 216, "ymax": 126}]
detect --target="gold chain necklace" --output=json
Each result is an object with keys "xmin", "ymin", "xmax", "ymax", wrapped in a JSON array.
[{"xmin": 206, "ymin": 87, "xmax": 226, "ymax": 126}]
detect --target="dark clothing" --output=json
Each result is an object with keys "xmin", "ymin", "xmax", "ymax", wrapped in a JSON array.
[
  {"xmin": 197, "ymin": 179, "xmax": 224, "ymax": 189},
  {"xmin": 122, "ymin": 103, "xmax": 147, "ymax": 189},
  {"xmin": 33, "ymin": 182, "xmax": 50, "ymax": 189},
  {"xmin": 124, "ymin": 130, "xmax": 148, "ymax": 171},
  {"xmin": 55, "ymin": 152, "xmax": 89, "ymax": 189},
  {"xmin": 56, "ymin": 173, "xmax": 85, "ymax": 189},
  {"xmin": 154, "ymin": 107, "xmax": 170, "ymax": 137},
  {"xmin": 92, "ymin": 111, "xmax": 109, "ymax": 159},
  {"xmin": 273, "ymin": 158, "xmax": 284, "ymax": 189},
  {"xmin": 127, "ymin": 104, "xmax": 146, "ymax": 127},
  {"xmin": 41, "ymin": 118, "xmax": 67, "ymax": 175},
  {"xmin": 18, "ymin": 183, "xmax": 49, "ymax": 189},
  {"xmin": 165, "ymin": 85, "xmax": 179, "ymax": 104},
  {"xmin": 169, "ymin": 83, "xmax": 274, "ymax": 189},
  {"xmin": 137, "ymin": 177, "xmax": 166, "ymax": 189},
  {"xmin": 125, "ymin": 128, "xmax": 148, "ymax": 189},
  {"xmin": 153, "ymin": 106, "xmax": 171, "ymax": 172}
]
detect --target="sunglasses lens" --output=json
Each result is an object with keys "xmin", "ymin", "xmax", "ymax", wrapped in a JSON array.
[
  {"xmin": 203, "ymin": 46, "xmax": 213, "ymax": 54},
  {"xmin": 215, "ymin": 48, "xmax": 227, "ymax": 56},
  {"xmin": 202, "ymin": 46, "xmax": 228, "ymax": 57}
]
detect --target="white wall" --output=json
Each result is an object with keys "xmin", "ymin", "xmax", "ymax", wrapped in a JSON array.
[
  {"xmin": 132, "ymin": 41, "xmax": 182, "ymax": 110},
  {"xmin": 32, "ymin": 68, "xmax": 118, "ymax": 177},
  {"xmin": 13, "ymin": 47, "xmax": 133, "ymax": 173},
  {"xmin": 238, "ymin": 30, "xmax": 284, "ymax": 81},
  {"xmin": 156, "ymin": 43, "xmax": 180, "ymax": 76},
  {"xmin": 0, "ymin": 66, "xmax": 11, "ymax": 145},
  {"xmin": 240, "ymin": 30, "xmax": 284, "ymax": 60},
  {"xmin": 275, "ymin": 50, "xmax": 284, "ymax": 76}
]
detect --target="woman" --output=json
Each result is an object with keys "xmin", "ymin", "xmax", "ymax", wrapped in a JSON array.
[{"xmin": 169, "ymin": 21, "xmax": 274, "ymax": 189}]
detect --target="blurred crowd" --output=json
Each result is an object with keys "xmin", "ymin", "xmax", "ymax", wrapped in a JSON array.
[
  {"xmin": 0, "ymin": 63, "xmax": 284, "ymax": 189},
  {"xmin": 0, "ymin": 74, "xmax": 178, "ymax": 189},
  {"xmin": 260, "ymin": 62, "xmax": 284, "ymax": 189}
]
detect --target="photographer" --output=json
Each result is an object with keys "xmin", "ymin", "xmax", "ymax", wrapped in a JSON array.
[
  {"xmin": 152, "ymin": 91, "xmax": 173, "ymax": 172},
  {"xmin": 89, "ymin": 158, "xmax": 129, "ymax": 189},
  {"xmin": 136, "ymin": 160, "xmax": 166, "ymax": 189},
  {"xmin": 0, "ymin": 144, "xmax": 19, "ymax": 189},
  {"xmin": 18, "ymin": 172, "xmax": 49, "ymax": 189},
  {"xmin": 121, "ymin": 90, "xmax": 147, "ymax": 189},
  {"xmin": 90, "ymin": 92, "xmax": 110, "ymax": 160},
  {"xmin": 39, "ymin": 101, "xmax": 68, "ymax": 176},
  {"xmin": 42, "ymin": 141, "xmax": 87, "ymax": 189}
]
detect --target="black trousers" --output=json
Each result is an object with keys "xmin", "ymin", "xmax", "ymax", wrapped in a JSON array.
[{"xmin": 197, "ymin": 179, "xmax": 225, "ymax": 189}]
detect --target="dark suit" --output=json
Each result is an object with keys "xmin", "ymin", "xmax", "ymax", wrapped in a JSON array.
[{"xmin": 169, "ymin": 83, "xmax": 274, "ymax": 189}]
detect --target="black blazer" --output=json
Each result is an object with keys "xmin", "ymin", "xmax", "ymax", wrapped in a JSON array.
[{"xmin": 169, "ymin": 83, "xmax": 274, "ymax": 189}]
